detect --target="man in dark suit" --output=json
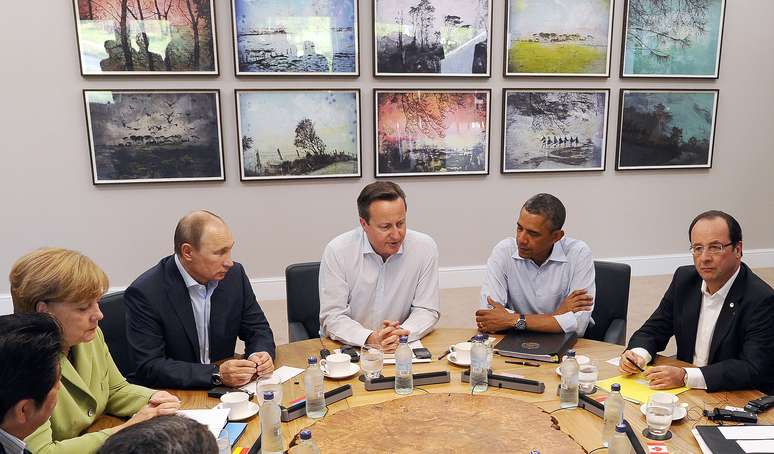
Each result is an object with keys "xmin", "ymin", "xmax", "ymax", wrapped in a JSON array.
[
  {"xmin": 125, "ymin": 210, "xmax": 276, "ymax": 389},
  {"xmin": 620, "ymin": 210, "xmax": 774, "ymax": 393}
]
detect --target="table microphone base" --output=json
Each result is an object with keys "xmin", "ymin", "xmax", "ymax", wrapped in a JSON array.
[{"xmin": 362, "ymin": 371, "xmax": 451, "ymax": 391}]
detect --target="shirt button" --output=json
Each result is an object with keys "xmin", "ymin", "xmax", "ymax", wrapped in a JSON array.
[{"xmin": 88, "ymin": 408, "xmax": 95, "ymax": 417}]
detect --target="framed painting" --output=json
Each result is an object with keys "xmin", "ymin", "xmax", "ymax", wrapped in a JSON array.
[
  {"xmin": 373, "ymin": 0, "xmax": 492, "ymax": 77},
  {"xmin": 236, "ymin": 89, "xmax": 362, "ymax": 180},
  {"xmin": 374, "ymin": 89, "xmax": 490, "ymax": 177},
  {"xmin": 84, "ymin": 90, "xmax": 224, "ymax": 184},
  {"xmin": 73, "ymin": 0, "xmax": 219, "ymax": 75},
  {"xmin": 502, "ymin": 89, "xmax": 610, "ymax": 173},
  {"xmin": 232, "ymin": 0, "xmax": 359, "ymax": 76},
  {"xmin": 621, "ymin": 0, "xmax": 726, "ymax": 78},
  {"xmin": 616, "ymin": 89, "xmax": 719, "ymax": 170},
  {"xmin": 504, "ymin": 0, "xmax": 614, "ymax": 77}
]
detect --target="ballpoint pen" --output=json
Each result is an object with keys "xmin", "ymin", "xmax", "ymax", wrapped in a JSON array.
[
  {"xmin": 624, "ymin": 354, "xmax": 645, "ymax": 372},
  {"xmin": 438, "ymin": 349, "xmax": 451, "ymax": 360},
  {"xmin": 505, "ymin": 360, "xmax": 540, "ymax": 367}
]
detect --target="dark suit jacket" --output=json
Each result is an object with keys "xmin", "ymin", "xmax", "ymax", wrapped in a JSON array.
[
  {"xmin": 124, "ymin": 255, "xmax": 275, "ymax": 389},
  {"xmin": 628, "ymin": 263, "xmax": 774, "ymax": 393}
]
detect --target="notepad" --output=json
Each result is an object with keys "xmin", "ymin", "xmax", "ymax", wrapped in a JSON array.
[
  {"xmin": 383, "ymin": 340, "xmax": 432, "ymax": 364},
  {"xmin": 240, "ymin": 365, "xmax": 305, "ymax": 394},
  {"xmin": 177, "ymin": 408, "xmax": 230, "ymax": 438},
  {"xmin": 596, "ymin": 368, "xmax": 689, "ymax": 404}
]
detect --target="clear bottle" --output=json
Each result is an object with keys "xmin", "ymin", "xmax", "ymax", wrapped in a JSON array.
[
  {"xmin": 260, "ymin": 391, "xmax": 283, "ymax": 454},
  {"xmin": 394, "ymin": 335, "xmax": 414, "ymax": 395},
  {"xmin": 304, "ymin": 356, "xmax": 326, "ymax": 419},
  {"xmin": 603, "ymin": 383, "xmax": 625, "ymax": 447},
  {"xmin": 289, "ymin": 429, "xmax": 320, "ymax": 454},
  {"xmin": 559, "ymin": 350, "xmax": 579, "ymax": 409},
  {"xmin": 470, "ymin": 334, "xmax": 489, "ymax": 393},
  {"xmin": 608, "ymin": 422, "xmax": 632, "ymax": 454}
]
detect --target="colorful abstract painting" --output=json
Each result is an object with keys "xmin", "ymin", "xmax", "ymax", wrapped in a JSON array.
[
  {"xmin": 73, "ymin": 0, "xmax": 218, "ymax": 75},
  {"xmin": 374, "ymin": 0, "xmax": 491, "ymax": 76},
  {"xmin": 505, "ymin": 0, "xmax": 614, "ymax": 76},
  {"xmin": 622, "ymin": 0, "xmax": 725, "ymax": 78},
  {"xmin": 616, "ymin": 89, "xmax": 719, "ymax": 170},
  {"xmin": 236, "ymin": 90, "xmax": 361, "ymax": 180},
  {"xmin": 503, "ymin": 89, "xmax": 609, "ymax": 173},
  {"xmin": 375, "ymin": 89, "xmax": 490, "ymax": 176},
  {"xmin": 232, "ymin": 0, "xmax": 358, "ymax": 75}
]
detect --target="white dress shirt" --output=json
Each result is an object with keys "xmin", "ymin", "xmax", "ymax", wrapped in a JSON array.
[
  {"xmin": 632, "ymin": 266, "xmax": 741, "ymax": 389},
  {"xmin": 0, "ymin": 427, "xmax": 27, "ymax": 454},
  {"xmin": 480, "ymin": 236, "xmax": 596, "ymax": 336},
  {"xmin": 174, "ymin": 254, "xmax": 219, "ymax": 364},
  {"xmin": 319, "ymin": 228, "xmax": 441, "ymax": 346}
]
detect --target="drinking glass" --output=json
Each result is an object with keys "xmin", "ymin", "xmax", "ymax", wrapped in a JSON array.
[
  {"xmin": 216, "ymin": 432, "xmax": 230, "ymax": 454},
  {"xmin": 645, "ymin": 392, "xmax": 676, "ymax": 438},
  {"xmin": 360, "ymin": 344, "xmax": 384, "ymax": 380},
  {"xmin": 257, "ymin": 376, "xmax": 283, "ymax": 406},
  {"xmin": 578, "ymin": 361, "xmax": 599, "ymax": 394}
]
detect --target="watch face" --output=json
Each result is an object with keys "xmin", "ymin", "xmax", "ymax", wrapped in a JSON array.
[{"xmin": 515, "ymin": 318, "xmax": 527, "ymax": 330}]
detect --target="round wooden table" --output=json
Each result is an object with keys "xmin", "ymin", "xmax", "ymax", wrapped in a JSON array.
[{"xmin": 94, "ymin": 328, "xmax": 771, "ymax": 453}]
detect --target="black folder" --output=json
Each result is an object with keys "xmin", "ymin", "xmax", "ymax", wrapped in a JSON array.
[{"xmin": 493, "ymin": 331, "xmax": 577, "ymax": 363}]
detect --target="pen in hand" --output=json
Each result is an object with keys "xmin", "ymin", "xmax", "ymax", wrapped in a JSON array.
[{"xmin": 624, "ymin": 354, "xmax": 645, "ymax": 372}]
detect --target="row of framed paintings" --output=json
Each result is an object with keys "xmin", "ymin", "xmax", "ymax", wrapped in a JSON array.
[
  {"xmin": 83, "ymin": 88, "xmax": 719, "ymax": 184},
  {"xmin": 73, "ymin": 0, "xmax": 726, "ymax": 78}
]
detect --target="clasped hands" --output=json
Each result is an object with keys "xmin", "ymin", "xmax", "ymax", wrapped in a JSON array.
[
  {"xmin": 219, "ymin": 351, "xmax": 275, "ymax": 387},
  {"xmin": 366, "ymin": 320, "xmax": 410, "ymax": 353},
  {"xmin": 475, "ymin": 289, "xmax": 593, "ymax": 333},
  {"xmin": 619, "ymin": 350, "xmax": 687, "ymax": 390}
]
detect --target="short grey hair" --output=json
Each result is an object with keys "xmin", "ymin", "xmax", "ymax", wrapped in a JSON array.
[
  {"xmin": 173, "ymin": 210, "xmax": 224, "ymax": 255},
  {"xmin": 522, "ymin": 193, "xmax": 566, "ymax": 231},
  {"xmin": 97, "ymin": 415, "xmax": 217, "ymax": 454}
]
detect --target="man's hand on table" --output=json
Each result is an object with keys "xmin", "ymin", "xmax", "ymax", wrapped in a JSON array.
[
  {"xmin": 220, "ymin": 358, "xmax": 258, "ymax": 387},
  {"xmin": 248, "ymin": 351, "xmax": 275, "ymax": 379},
  {"xmin": 366, "ymin": 320, "xmax": 410, "ymax": 353},
  {"xmin": 475, "ymin": 297, "xmax": 516, "ymax": 333},
  {"xmin": 618, "ymin": 350, "xmax": 647, "ymax": 375},
  {"xmin": 645, "ymin": 365, "xmax": 687, "ymax": 389}
]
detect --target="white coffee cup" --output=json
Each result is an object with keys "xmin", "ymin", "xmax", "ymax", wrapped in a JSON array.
[
  {"xmin": 449, "ymin": 342, "xmax": 472, "ymax": 363},
  {"xmin": 321, "ymin": 353, "xmax": 351, "ymax": 376},
  {"xmin": 220, "ymin": 391, "xmax": 249, "ymax": 417}
]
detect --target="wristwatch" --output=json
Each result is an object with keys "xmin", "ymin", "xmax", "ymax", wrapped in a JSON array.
[
  {"xmin": 211, "ymin": 365, "xmax": 223, "ymax": 386},
  {"xmin": 514, "ymin": 313, "xmax": 527, "ymax": 331}
]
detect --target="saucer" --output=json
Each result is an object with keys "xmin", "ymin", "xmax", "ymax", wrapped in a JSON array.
[
  {"xmin": 322, "ymin": 362, "xmax": 360, "ymax": 379},
  {"xmin": 447, "ymin": 353, "xmax": 471, "ymax": 367},
  {"xmin": 215, "ymin": 401, "xmax": 260, "ymax": 421},
  {"xmin": 640, "ymin": 403, "xmax": 687, "ymax": 421}
]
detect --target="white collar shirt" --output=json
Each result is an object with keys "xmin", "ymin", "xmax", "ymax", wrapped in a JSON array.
[
  {"xmin": 0, "ymin": 427, "xmax": 26, "ymax": 454},
  {"xmin": 174, "ymin": 254, "xmax": 219, "ymax": 364}
]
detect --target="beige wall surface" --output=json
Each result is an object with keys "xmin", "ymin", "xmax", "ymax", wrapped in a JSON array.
[{"xmin": 1, "ymin": 1, "xmax": 772, "ymax": 293}]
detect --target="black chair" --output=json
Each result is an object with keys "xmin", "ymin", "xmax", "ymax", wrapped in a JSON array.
[
  {"xmin": 584, "ymin": 261, "xmax": 632, "ymax": 346},
  {"xmin": 99, "ymin": 290, "xmax": 135, "ymax": 379},
  {"xmin": 285, "ymin": 262, "xmax": 321, "ymax": 342}
]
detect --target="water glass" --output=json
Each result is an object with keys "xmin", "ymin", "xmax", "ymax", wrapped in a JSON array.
[
  {"xmin": 360, "ymin": 344, "xmax": 384, "ymax": 379},
  {"xmin": 216, "ymin": 432, "xmax": 230, "ymax": 454},
  {"xmin": 257, "ymin": 375, "xmax": 283, "ymax": 406},
  {"xmin": 646, "ymin": 392, "xmax": 676, "ymax": 437},
  {"xmin": 578, "ymin": 361, "xmax": 599, "ymax": 394}
]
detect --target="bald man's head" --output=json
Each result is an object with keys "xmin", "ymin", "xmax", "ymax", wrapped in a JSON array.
[{"xmin": 173, "ymin": 210, "xmax": 225, "ymax": 255}]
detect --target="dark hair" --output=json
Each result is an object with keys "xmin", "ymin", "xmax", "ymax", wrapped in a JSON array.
[
  {"xmin": 0, "ymin": 313, "xmax": 62, "ymax": 419},
  {"xmin": 689, "ymin": 210, "xmax": 743, "ymax": 245},
  {"xmin": 357, "ymin": 181, "xmax": 407, "ymax": 222},
  {"xmin": 97, "ymin": 415, "xmax": 218, "ymax": 454},
  {"xmin": 173, "ymin": 210, "xmax": 224, "ymax": 255},
  {"xmin": 522, "ymin": 193, "xmax": 566, "ymax": 231}
]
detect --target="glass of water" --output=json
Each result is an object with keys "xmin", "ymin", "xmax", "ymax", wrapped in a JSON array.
[
  {"xmin": 578, "ymin": 361, "xmax": 598, "ymax": 394},
  {"xmin": 360, "ymin": 344, "xmax": 384, "ymax": 380},
  {"xmin": 216, "ymin": 432, "xmax": 230, "ymax": 454},
  {"xmin": 645, "ymin": 392, "xmax": 676, "ymax": 438}
]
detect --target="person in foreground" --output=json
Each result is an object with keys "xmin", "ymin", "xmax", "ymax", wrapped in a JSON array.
[
  {"xmin": 0, "ymin": 313, "xmax": 62, "ymax": 454},
  {"xmin": 476, "ymin": 193, "xmax": 596, "ymax": 336},
  {"xmin": 10, "ymin": 248, "xmax": 180, "ymax": 454},
  {"xmin": 125, "ymin": 210, "xmax": 276, "ymax": 389},
  {"xmin": 319, "ymin": 181, "xmax": 440, "ymax": 352},
  {"xmin": 96, "ymin": 415, "xmax": 217, "ymax": 454},
  {"xmin": 620, "ymin": 211, "xmax": 774, "ymax": 392}
]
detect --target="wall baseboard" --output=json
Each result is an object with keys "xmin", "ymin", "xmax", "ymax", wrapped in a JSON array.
[{"xmin": 2, "ymin": 249, "xmax": 772, "ymax": 315}]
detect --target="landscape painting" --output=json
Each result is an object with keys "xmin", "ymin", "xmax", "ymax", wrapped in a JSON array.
[
  {"xmin": 374, "ymin": 0, "xmax": 491, "ymax": 76},
  {"xmin": 505, "ymin": 0, "xmax": 614, "ymax": 76},
  {"xmin": 375, "ymin": 89, "xmax": 490, "ymax": 176},
  {"xmin": 84, "ymin": 90, "xmax": 224, "ymax": 184},
  {"xmin": 617, "ymin": 90, "xmax": 718, "ymax": 170},
  {"xmin": 232, "ymin": 0, "xmax": 358, "ymax": 75},
  {"xmin": 622, "ymin": 0, "xmax": 725, "ymax": 78},
  {"xmin": 236, "ymin": 90, "xmax": 361, "ymax": 180},
  {"xmin": 502, "ymin": 89, "xmax": 609, "ymax": 173},
  {"xmin": 73, "ymin": 0, "xmax": 218, "ymax": 75}
]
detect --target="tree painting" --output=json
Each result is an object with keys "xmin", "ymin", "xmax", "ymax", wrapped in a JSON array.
[
  {"xmin": 74, "ymin": 0, "xmax": 217, "ymax": 74},
  {"xmin": 622, "ymin": 0, "xmax": 725, "ymax": 77}
]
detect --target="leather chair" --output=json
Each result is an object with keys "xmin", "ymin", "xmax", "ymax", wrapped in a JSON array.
[
  {"xmin": 584, "ymin": 261, "xmax": 632, "ymax": 346},
  {"xmin": 285, "ymin": 262, "xmax": 321, "ymax": 342},
  {"xmin": 99, "ymin": 291, "xmax": 135, "ymax": 379}
]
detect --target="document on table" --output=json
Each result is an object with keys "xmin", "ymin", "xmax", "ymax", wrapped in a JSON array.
[
  {"xmin": 596, "ymin": 367, "xmax": 689, "ymax": 404},
  {"xmin": 719, "ymin": 426, "xmax": 774, "ymax": 440},
  {"xmin": 240, "ymin": 365, "xmax": 305, "ymax": 394},
  {"xmin": 177, "ymin": 408, "xmax": 230, "ymax": 438},
  {"xmin": 383, "ymin": 340, "xmax": 432, "ymax": 364},
  {"xmin": 737, "ymin": 439, "xmax": 774, "ymax": 453}
]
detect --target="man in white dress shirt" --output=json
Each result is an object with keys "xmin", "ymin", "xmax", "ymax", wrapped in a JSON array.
[
  {"xmin": 319, "ymin": 181, "xmax": 440, "ymax": 352},
  {"xmin": 620, "ymin": 211, "xmax": 774, "ymax": 392}
]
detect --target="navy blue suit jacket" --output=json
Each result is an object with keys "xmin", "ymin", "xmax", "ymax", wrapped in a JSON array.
[{"xmin": 125, "ymin": 255, "xmax": 275, "ymax": 389}]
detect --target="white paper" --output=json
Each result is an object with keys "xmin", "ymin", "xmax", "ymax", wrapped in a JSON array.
[
  {"xmin": 691, "ymin": 428, "xmax": 714, "ymax": 454},
  {"xmin": 177, "ymin": 408, "xmax": 230, "ymax": 438},
  {"xmin": 606, "ymin": 357, "xmax": 621, "ymax": 366},
  {"xmin": 240, "ymin": 366, "xmax": 305, "ymax": 394},
  {"xmin": 720, "ymin": 426, "xmax": 774, "ymax": 440},
  {"xmin": 737, "ymin": 439, "xmax": 774, "ymax": 453},
  {"xmin": 383, "ymin": 340, "xmax": 432, "ymax": 364}
]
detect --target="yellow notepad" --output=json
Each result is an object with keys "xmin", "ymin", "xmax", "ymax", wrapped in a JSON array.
[{"xmin": 596, "ymin": 368, "xmax": 689, "ymax": 404}]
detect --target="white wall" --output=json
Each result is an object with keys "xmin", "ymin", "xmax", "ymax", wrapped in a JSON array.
[{"xmin": 1, "ymin": 1, "xmax": 772, "ymax": 306}]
